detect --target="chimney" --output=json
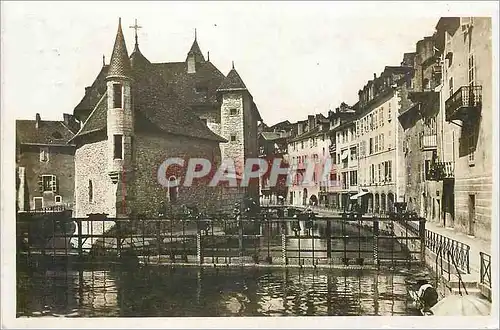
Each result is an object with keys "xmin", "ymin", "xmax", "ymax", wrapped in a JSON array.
[
  {"xmin": 35, "ymin": 113, "xmax": 41, "ymax": 129},
  {"xmin": 85, "ymin": 86, "xmax": 92, "ymax": 94},
  {"xmin": 63, "ymin": 113, "xmax": 71, "ymax": 125},
  {"xmin": 297, "ymin": 122, "xmax": 304, "ymax": 135},
  {"xmin": 373, "ymin": 73, "xmax": 377, "ymax": 79},
  {"xmin": 308, "ymin": 115, "xmax": 315, "ymax": 131},
  {"xmin": 63, "ymin": 113, "xmax": 80, "ymax": 133}
]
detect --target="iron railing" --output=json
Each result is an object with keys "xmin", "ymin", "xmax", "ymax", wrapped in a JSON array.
[
  {"xmin": 17, "ymin": 210, "xmax": 426, "ymax": 269},
  {"xmin": 426, "ymin": 161, "xmax": 454, "ymax": 181},
  {"xmin": 447, "ymin": 250, "xmax": 469, "ymax": 295},
  {"xmin": 22, "ymin": 205, "xmax": 68, "ymax": 213},
  {"xmin": 425, "ymin": 230, "xmax": 470, "ymax": 274},
  {"xmin": 480, "ymin": 252, "xmax": 491, "ymax": 288},
  {"xmin": 421, "ymin": 134, "xmax": 437, "ymax": 150},
  {"xmin": 445, "ymin": 85, "xmax": 482, "ymax": 121}
]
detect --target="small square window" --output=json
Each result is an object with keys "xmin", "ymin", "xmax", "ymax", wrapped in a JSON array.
[
  {"xmin": 230, "ymin": 108, "xmax": 238, "ymax": 116},
  {"xmin": 230, "ymin": 134, "xmax": 237, "ymax": 142},
  {"xmin": 55, "ymin": 195, "xmax": 62, "ymax": 204}
]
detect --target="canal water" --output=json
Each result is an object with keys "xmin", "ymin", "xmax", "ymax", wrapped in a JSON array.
[{"xmin": 17, "ymin": 266, "xmax": 427, "ymax": 317}]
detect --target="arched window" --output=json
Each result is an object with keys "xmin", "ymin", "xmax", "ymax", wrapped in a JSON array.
[
  {"xmin": 88, "ymin": 180, "xmax": 93, "ymax": 203},
  {"xmin": 168, "ymin": 176, "xmax": 178, "ymax": 203}
]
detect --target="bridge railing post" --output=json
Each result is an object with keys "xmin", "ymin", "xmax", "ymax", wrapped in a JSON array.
[
  {"xmin": 281, "ymin": 230, "xmax": 287, "ymax": 266},
  {"xmin": 238, "ymin": 214, "xmax": 243, "ymax": 261},
  {"xmin": 116, "ymin": 220, "xmax": 122, "ymax": 258},
  {"xmin": 419, "ymin": 217, "xmax": 426, "ymax": 266},
  {"xmin": 373, "ymin": 218, "xmax": 379, "ymax": 268},
  {"xmin": 326, "ymin": 218, "xmax": 332, "ymax": 262},
  {"xmin": 197, "ymin": 224, "xmax": 203, "ymax": 265},
  {"xmin": 77, "ymin": 218, "xmax": 82, "ymax": 263}
]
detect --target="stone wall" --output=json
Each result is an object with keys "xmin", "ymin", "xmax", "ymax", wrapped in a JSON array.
[
  {"xmin": 74, "ymin": 137, "xmax": 117, "ymax": 218},
  {"xmin": 220, "ymin": 92, "xmax": 244, "ymax": 166},
  {"xmin": 133, "ymin": 132, "xmax": 222, "ymax": 216},
  {"xmin": 438, "ymin": 17, "xmax": 492, "ymax": 242},
  {"xmin": 18, "ymin": 145, "xmax": 75, "ymax": 210}
]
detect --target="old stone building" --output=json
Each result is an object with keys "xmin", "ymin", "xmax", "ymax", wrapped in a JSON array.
[
  {"xmin": 258, "ymin": 121, "xmax": 294, "ymax": 205},
  {"xmin": 70, "ymin": 19, "xmax": 261, "ymax": 218},
  {"xmin": 355, "ymin": 66, "xmax": 413, "ymax": 214},
  {"xmin": 398, "ymin": 37, "xmax": 443, "ymax": 221},
  {"xmin": 432, "ymin": 17, "xmax": 492, "ymax": 242},
  {"xmin": 217, "ymin": 63, "xmax": 262, "ymax": 206},
  {"xmin": 16, "ymin": 113, "xmax": 79, "ymax": 211},
  {"xmin": 326, "ymin": 103, "xmax": 359, "ymax": 211},
  {"xmin": 287, "ymin": 114, "xmax": 330, "ymax": 206}
]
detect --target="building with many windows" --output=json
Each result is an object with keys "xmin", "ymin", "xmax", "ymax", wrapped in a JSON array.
[
  {"xmin": 398, "ymin": 36, "xmax": 442, "ymax": 221},
  {"xmin": 286, "ymin": 114, "xmax": 330, "ymax": 206},
  {"xmin": 432, "ymin": 17, "xmax": 492, "ymax": 242},
  {"xmin": 326, "ymin": 103, "xmax": 358, "ymax": 211},
  {"xmin": 355, "ymin": 67, "xmax": 412, "ymax": 214}
]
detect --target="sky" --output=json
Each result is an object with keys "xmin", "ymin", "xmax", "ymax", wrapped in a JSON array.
[{"xmin": 1, "ymin": 1, "xmax": 496, "ymax": 126}]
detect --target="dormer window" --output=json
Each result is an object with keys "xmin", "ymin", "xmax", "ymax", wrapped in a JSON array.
[
  {"xmin": 113, "ymin": 84, "xmax": 123, "ymax": 108},
  {"xmin": 40, "ymin": 147, "xmax": 49, "ymax": 162}
]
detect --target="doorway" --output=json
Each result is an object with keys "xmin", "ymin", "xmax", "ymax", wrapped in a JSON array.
[
  {"xmin": 33, "ymin": 197, "xmax": 43, "ymax": 210},
  {"xmin": 468, "ymin": 194, "xmax": 475, "ymax": 236}
]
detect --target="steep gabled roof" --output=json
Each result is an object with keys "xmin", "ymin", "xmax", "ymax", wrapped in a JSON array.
[
  {"xmin": 16, "ymin": 119, "xmax": 75, "ymax": 146},
  {"xmin": 289, "ymin": 126, "xmax": 323, "ymax": 143},
  {"xmin": 133, "ymin": 72, "xmax": 226, "ymax": 142},
  {"xmin": 71, "ymin": 93, "xmax": 108, "ymax": 140},
  {"xmin": 73, "ymin": 65, "xmax": 108, "ymax": 119},
  {"xmin": 72, "ymin": 71, "xmax": 226, "ymax": 143}
]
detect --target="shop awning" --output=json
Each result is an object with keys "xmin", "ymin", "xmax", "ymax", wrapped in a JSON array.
[{"xmin": 350, "ymin": 191, "xmax": 369, "ymax": 200}]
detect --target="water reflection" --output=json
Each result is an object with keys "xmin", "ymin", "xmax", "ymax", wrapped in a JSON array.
[{"xmin": 18, "ymin": 266, "xmax": 422, "ymax": 317}]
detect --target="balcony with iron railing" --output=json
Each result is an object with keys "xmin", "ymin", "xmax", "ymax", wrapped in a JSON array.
[
  {"xmin": 421, "ymin": 134, "xmax": 437, "ymax": 150},
  {"xmin": 426, "ymin": 161, "xmax": 454, "ymax": 181},
  {"xmin": 445, "ymin": 85, "xmax": 482, "ymax": 122}
]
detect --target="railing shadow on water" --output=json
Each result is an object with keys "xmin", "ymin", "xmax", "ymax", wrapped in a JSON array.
[{"xmin": 16, "ymin": 208, "xmax": 428, "ymax": 270}]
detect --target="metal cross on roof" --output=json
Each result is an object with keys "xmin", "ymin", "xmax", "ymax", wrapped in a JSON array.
[{"xmin": 129, "ymin": 19, "xmax": 142, "ymax": 45}]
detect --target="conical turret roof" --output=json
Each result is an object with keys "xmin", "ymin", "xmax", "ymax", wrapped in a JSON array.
[
  {"xmin": 107, "ymin": 18, "xmax": 132, "ymax": 80},
  {"xmin": 217, "ymin": 65, "xmax": 247, "ymax": 92},
  {"xmin": 130, "ymin": 44, "xmax": 151, "ymax": 69},
  {"xmin": 186, "ymin": 40, "xmax": 205, "ymax": 62}
]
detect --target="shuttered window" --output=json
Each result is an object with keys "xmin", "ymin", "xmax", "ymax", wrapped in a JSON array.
[{"xmin": 38, "ymin": 175, "xmax": 57, "ymax": 193}]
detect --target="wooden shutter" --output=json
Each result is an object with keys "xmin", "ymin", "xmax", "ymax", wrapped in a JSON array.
[
  {"xmin": 51, "ymin": 175, "xmax": 57, "ymax": 193},
  {"xmin": 38, "ymin": 176, "xmax": 43, "ymax": 192}
]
